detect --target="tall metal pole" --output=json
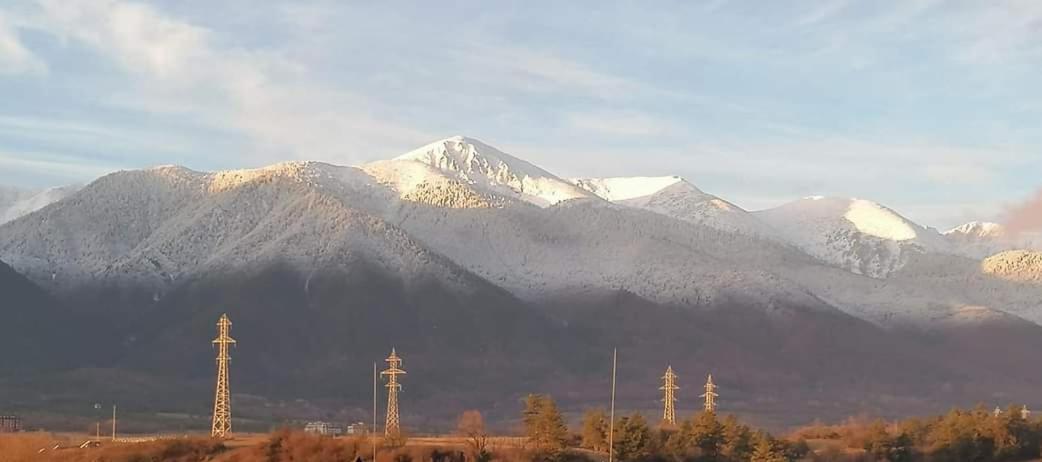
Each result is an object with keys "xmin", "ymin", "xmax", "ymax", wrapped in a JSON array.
[
  {"xmin": 111, "ymin": 404, "xmax": 116, "ymax": 441},
  {"xmin": 608, "ymin": 348, "xmax": 617, "ymax": 462},
  {"xmin": 94, "ymin": 403, "xmax": 101, "ymax": 441},
  {"xmin": 373, "ymin": 361, "xmax": 378, "ymax": 461}
]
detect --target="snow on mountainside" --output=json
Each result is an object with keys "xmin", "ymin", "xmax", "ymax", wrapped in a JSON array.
[
  {"xmin": 573, "ymin": 176, "xmax": 773, "ymax": 236},
  {"xmin": 944, "ymin": 222, "xmax": 1008, "ymax": 258},
  {"xmin": 361, "ymin": 159, "xmax": 510, "ymax": 209},
  {"xmin": 0, "ymin": 185, "xmax": 81, "ymax": 225},
  {"xmin": 0, "ymin": 161, "xmax": 476, "ymax": 292},
  {"xmin": 943, "ymin": 222, "xmax": 1042, "ymax": 259},
  {"xmin": 947, "ymin": 221, "xmax": 1006, "ymax": 239},
  {"xmin": 572, "ymin": 176, "xmax": 685, "ymax": 202},
  {"xmin": 755, "ymin": 197, "xmax": 951, "ymax": 278},
  {"xmin": 4, "ymin": 136, "xmax": 1042, "ymax": 332},
  {"xmin": 395, "ymin": 136, "xmax": 595, "ymax": 207},
  {"xmin": 383, "ymin": 192, "xmax": 831, "ymax": 312}
]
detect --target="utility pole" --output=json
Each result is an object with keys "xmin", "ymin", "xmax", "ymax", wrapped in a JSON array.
[
  {"xmin": 94, "ymin": 403, "xmax": 101, "ymax": 441},
  {"xmin": 608, "ymin": 348, "xmax": 617, "ymax": 462},
  {"xmin": 111, "ymin": 404, "xmax": 116, "ymax": 441},
  {"xmin": 373, "ymin": 361, "xmax": 378, "ymax": 461},
  {"xmin": 211, "ymin": 314, "xmax": 236, "ymax": 438},
  {"xmin": 381, "ymin": 348, "xmax": 406, "ymax": 437},
  {"xmin": 661, "ymin": 366, "xmax": 679, "ymax": 425},
  {"xmin": 701, "ymin": 374, "xmax": 718, "ymax": 413}
]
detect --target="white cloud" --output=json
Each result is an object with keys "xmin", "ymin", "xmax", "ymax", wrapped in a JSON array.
[
  {"xmin": 26, "ymin": 0, "xmax": 433, "ymax": 164},
  {"xmin": 0, "ymin": 14, "xmax": 46, "ymax": 75}
]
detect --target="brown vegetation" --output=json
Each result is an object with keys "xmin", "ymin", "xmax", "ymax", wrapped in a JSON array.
[
  {"xmin": 0, "ymin": 434, "xmax": 226, "ymax": 462},
  {"xmin": 792, "ymin": 405, "xmax": 1042, "ymax": 461}
]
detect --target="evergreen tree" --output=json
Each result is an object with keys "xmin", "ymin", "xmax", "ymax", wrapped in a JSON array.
[
  {"xmin": 690, "ymin": 411, "xmax": 723, "ymax": 459},
  {"xmin": 613, "ymin": 413, "xmax": 652, "ymax": 462},
  {"xmin": 665, "ymin": 419, "xmax": 697, "ymax": 462},
  {"xmin": 581, "ymin": 408, "xmax": 609, "ymax": 452},
  {"xmin": 720, "ymin": 415, "xmax": 753, "ymax": 461},
  {"xmin": 749, "ymin": 432, "xmax": 787, "ymax": 462},
  {"xmin": 521, "ymin": 394, "xmax": 569, "ymax": 457}
]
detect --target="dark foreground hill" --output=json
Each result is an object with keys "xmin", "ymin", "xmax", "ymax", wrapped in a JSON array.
[{"xmin": 4, "ymin": 255, "xmax": 1042, "ymax": 432}]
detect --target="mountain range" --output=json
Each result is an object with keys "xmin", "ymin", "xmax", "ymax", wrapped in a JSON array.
[{"xmin": 1, "ymin": 135, "xmax": 1041, "ymax": 431}]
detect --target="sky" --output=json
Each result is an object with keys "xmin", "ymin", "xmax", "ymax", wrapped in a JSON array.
[{"xmin": 0, "ymin": 0, "xmax": 1040, "ymax": 229}]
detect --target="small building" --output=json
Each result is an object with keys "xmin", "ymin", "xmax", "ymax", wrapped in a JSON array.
[
  {"xmin": 0, "ymin": 415, "xmax": 22, "ymax": 433},
  {"xmin": 304, "ymin": 421, "xmax": 344, "ymax": 436},
  {"xmin": 345, "ymin": 422, "xmax": 368, "ymax": 435}
]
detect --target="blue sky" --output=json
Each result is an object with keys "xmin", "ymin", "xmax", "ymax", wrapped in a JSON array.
[{"xmin": 0, "ymin": 0, "xmax": 1039, "ymax": 229}]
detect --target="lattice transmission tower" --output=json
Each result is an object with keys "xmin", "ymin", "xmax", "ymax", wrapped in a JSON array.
[
  {"xmin": 660, "ymin": 366, "xmax": 679, "ymax": 425},
  {"xmin": 381, "ymin": 348, "xmax": 407, "ymax": 437},
  {"xmin": 701, "ymin": 374, "xmax": 718, "ymax": 413},
  {"xmin": 211, "ymin": 313, "xmax": 236, "ymax": 438}
]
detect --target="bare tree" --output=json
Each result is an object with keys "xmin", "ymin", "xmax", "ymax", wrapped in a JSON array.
[{"xmin": 458, "ymin": 410, "xmax": 491, "ymax": 462}]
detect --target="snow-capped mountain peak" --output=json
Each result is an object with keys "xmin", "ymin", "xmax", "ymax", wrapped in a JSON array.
[
  {"xmin": 945, "ymin": 221, "xmax": 1006, "ymax": 239},
  {"xmin": 755, "ymin": 197, "xmax": 950, "ymax": 277},
  {"xmin": 394, "ymin": 136, "xmax": 594, "ymax": 207},
  {"xmin": 573, "ymin": 175, "xmax": 771, "ymax": 236}
]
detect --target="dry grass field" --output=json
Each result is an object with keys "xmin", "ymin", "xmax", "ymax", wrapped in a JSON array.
[{"xmin": 0, "ymin": 432, "xmax": 533, "ymax": 462}]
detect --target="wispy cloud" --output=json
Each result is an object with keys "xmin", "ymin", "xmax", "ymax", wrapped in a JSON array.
[
  {"xmin": 0, "ymin": 0, "xmax": 1037, "ymax": 230},
  {"xmin": 0, "ymin": 150, "xmax": 122, "ymax": 182},
  {"xmin": 25, "ymin": 0, "xmax": 433, "ymax": 164},
  {"xmin": 448, "ymin": 45, "xmax": 656, "ymax": 101},
  {"xmin": 564, "ymin": 111, "xmax": 676, "ymax": 137},
  {"xmin": 0, "ymin": 13, "xmax": 46, "ymax": 74}
]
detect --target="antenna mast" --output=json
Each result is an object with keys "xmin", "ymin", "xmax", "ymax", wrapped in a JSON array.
[
  {"xmin": 381, "ymin": 348, "xmax": 406, "ymax": 437},
  {"xmin": 211, "ymin": 313, "xmax": 236, "ymax": 438},
  {"xmin": 661, "ymin": 366, "xmax": 679, "ymax": 425}
]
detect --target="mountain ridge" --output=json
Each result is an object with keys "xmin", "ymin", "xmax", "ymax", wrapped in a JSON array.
[{"xmin": 5, "ymin": 136, "xmax": 1042, "ymax": 428}]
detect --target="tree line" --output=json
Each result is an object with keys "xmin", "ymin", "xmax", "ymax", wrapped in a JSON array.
[
  {"xmin": 792, "ymin": 405, "xmax": 1042, "ymax": 461},
  {"xmin": 522, "ymin": 396, "xmax": 1042, "ymax": 462},
  {"xmin": 522, "ymin": 394, "xmax": 803, "ymax": 462}
]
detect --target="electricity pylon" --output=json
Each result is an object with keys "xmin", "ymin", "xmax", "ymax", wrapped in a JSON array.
[
  {"xmin": 660, "ymin": 366, "xmax": 679, "ymax": 425},
  {"xmin": 701, "ymin": 374, "xmax": 718, "ymax": 413},
  {"xmin": 381, "ymin": 348, "xmax": 406, "ymax": 437},
  {"xmin": 211, "ymin": 313, "xmax": 236, "ymax": 438}
]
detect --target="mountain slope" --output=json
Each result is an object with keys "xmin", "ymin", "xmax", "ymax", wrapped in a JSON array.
[
  {"xmin": 944, "ymin": 222, "xmax": 1042, "ymax": 258},
  {"xmin": 755, "ymin": 197, "xmax": 950, "ymax": 278},
  {"xmin": 6, "ymin": 138, "xmax": 1042, "ymax": 428},
  {"xmin": 0, "ymin": 259, "xmax": 111, "ymax": 373},
  {"xmin": 574, "ymin": 176, "xmax": 772, "ymax": 236}
]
